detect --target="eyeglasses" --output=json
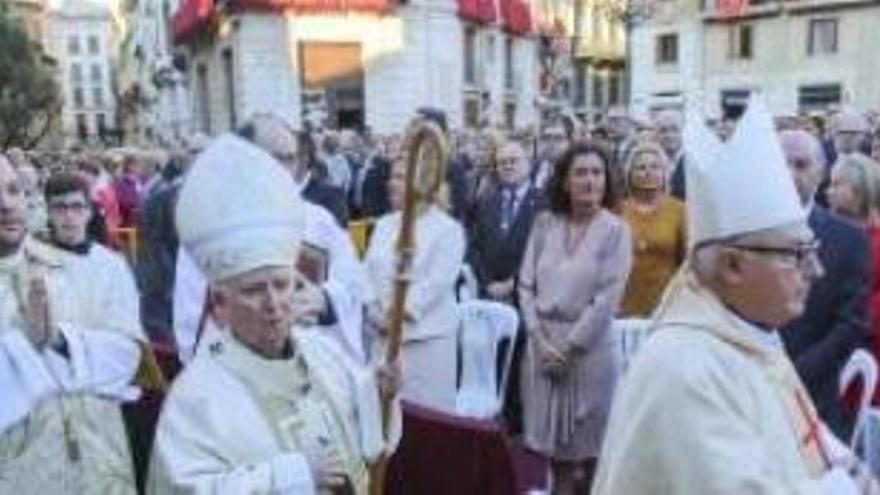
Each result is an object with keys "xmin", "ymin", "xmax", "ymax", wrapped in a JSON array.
[
  {"xmin": 48, "ymin": 201, "xmax": 90, "ymax": 213},
  {"xmin": 727, "ymin": 239, "xmax": 821, "ymax": 270}
]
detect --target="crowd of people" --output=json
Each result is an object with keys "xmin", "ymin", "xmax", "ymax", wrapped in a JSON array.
[{"xmin": 1, "ymin": 98, "xmax": 880, "ymax": 494}]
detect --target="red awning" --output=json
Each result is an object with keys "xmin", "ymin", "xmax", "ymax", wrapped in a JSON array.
[
  {"xmin": 457, "ymin": 0, "xmax": 496, "ymax": 24},
  {"xmin": 172, "ymin": 0, "xmax": 214, "ymax": 43},
  {"xmin": 231, "ymin": 0, "xmax": 393, "ymax": 13},
  {"xmin": 500, "ymin": 0, "xmax": 531, "ymax": 36}
]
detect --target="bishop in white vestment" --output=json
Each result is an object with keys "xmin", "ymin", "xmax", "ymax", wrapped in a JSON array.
[
  {"xmin": 593, "ymin": 96, "xmax": 879, "ymax": 495},
  {"xmin": 148, "ymin": 135, "xmax": 399, "ymax": 495}
]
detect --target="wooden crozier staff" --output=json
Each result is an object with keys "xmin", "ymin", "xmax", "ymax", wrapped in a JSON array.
[{"xmin": 369, "ymin": 118, "xmax": 449, "ymax": 494}]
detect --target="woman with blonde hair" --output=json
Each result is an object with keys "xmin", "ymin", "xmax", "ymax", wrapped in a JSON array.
[
  {"xmin": 364, "ymin": 136, "xmax": 464, "ymax": 413},
  {"xmin": 619, "ymin": 141, "xmax": 686, "ymax": 317}
]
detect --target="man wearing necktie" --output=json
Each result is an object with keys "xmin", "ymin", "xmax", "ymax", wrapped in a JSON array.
[{"xmin": 465, "ymin": 137, "xmax": 543, "ymax": 433}]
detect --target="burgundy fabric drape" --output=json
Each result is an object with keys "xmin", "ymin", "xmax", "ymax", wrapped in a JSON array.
[{"xmin": 384, "ymin": 402, "xmax": 548, "ymax": 494}]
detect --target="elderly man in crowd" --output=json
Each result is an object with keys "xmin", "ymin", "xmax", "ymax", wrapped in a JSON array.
[
  {"xmin": 593, "ymin": 96, "xmax": 878, "ymax": 494},
  {"xmin": 778, "ymin": 129, "xmax": 870, "ymax": 439},
  {"xmin": 654, "ymin": 110, "xmax": 686, "ymax": 199},
  {"xmin": 831, "ymin": 108, "xmax": 871, "ymax": 161},
  {"xmin": 148, "ymin": 135, "xmax": 399, "ymax": 494},
  {"xmin": 0, "ymin": 152, "xmax": 146, "ymax": 493}
]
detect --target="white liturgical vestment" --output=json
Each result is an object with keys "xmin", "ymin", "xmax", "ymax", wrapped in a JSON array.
[
  {"xmin": 593, "ymin": 271, "xmax": 857, "ymax": 495},
  {"xmin": 148, "ymin": 328, "xmax": 400, "ymax": 495},
  {"xmin": 0, "ymin": 238, "xmax": 143, "ymax": 494}
]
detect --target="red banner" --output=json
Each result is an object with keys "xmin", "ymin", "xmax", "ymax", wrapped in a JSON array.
[
  {"xmin": 171, "ymin": 0, "xmax": 214, "ymax": 42},
  {"xmin": 458, "ymin": 0, "xmax": 497, "ymax": 24},
  {"xmin": 232, "ymin": 0, "xmax": 393, "ymax": 13},
  {"xmin": 716, "ymin": 0, "xmax": 748, "ymax": 18},
  {"xmin": 500, "ymin": 0, "xmax": 531, "ymax": 36}
]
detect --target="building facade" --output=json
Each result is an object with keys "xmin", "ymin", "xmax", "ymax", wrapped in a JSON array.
[
  {"xmin": 571, "ymin": 0, "xmax": 626, "ymax": 117},
  {"xmin": 46, "ymin": 0, "xmax": 121, "ymax": 146},
  {"xmin": 117, "ymin": 0, "xmax": 192, "ymax": 145},
  {"xmin": 171, "ymin": 0, "xmax": 537, "ymax": 135},
  {"xmin": 630, "ymin": 0, "xmax": 880, "ymax": 119}
]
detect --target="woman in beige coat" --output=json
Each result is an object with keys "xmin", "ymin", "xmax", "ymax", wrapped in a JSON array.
[{"xmin": 518, "ymin": 141, "xmax": 632, "ymax": 494}]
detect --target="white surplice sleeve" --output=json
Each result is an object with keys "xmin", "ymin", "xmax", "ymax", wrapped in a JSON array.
[
  {"xmin": 0, "ymin": 330, "xmax": 57, "ymax": 434},
  {"xmin": 173, "ymin": 248, "xmax": 209, "ymax": 363},
  {"xmin": 42, "ymin": 325, "xmax": 142, "ymax": 402},
  {"xmin": 95, "ymin": 245, "xmax": 146, "ymax": 342},
  {"xmin": 309, "ymin": 204, "xmax": 371, "ymax": 364},
  {"xmin": 148, "ymin": 368, "xmax": 316, "ymax": 495}
]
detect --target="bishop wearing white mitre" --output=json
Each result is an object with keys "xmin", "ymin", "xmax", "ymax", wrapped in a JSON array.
[
  {"xmin": 0, "ymin": 154, "xmax": 144, "ymax": 493},
  {"xmin": 148, "ymin": 135, "xmax": 400, "ymax": 495},
  {"xmin": 592, "ymin": 96, "xmax": 879, "ymax": 495}
]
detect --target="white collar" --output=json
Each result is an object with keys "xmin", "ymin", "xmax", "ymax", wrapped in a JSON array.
[{"xmin": 732, "ymin": 312, "xmax": 784, "ymax": 351}]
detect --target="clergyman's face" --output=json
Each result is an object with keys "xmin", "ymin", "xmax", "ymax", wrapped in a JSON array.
[
  {"xmin": 723, "ymin": 223, "xmax": 823, "ymax": 328},
  {"xmin": 214, "ymin": 265, "xmax": 297, "ymax": 358},
  {"xmin": 0, "ymin": 157, "xmax": 27, "ymax": 253}
]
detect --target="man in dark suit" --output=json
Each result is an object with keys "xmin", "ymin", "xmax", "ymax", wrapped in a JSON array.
[
  {"xmin": 301, "ymin": 173, "xmax": 349, "ymax": 227},
  {"xmin": 778, "ymin": 130, "xmax": 870, "ymax": 439},
  {"xmin": 466, "ymin": 138, "xmax": 542, "ymax": 434}
]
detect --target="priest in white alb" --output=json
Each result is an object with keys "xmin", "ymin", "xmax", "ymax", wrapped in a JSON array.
[
  {"xmin": 0, "ymin": 153, "xmax": 144, "ymax": 493},
  {"xmin": 147, "ymin": 135, "xmax": 400, "ymax": 495},
  {"xmin": 592, "ymin": 96, "xmax": 879, "ymax": 495}
]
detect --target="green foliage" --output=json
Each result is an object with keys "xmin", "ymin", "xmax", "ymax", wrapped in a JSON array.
[{"xmin": 0, "ymin": 8, "xmax": 61, "ymax": 149}]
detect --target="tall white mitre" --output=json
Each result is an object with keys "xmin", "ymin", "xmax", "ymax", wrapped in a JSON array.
[
  {"xmin": 683, "ymin": 94, "xmax": 806, "ymax": 247},
  {"xmin": 175, "ymin": 134, "xmax": 305, "ymax": 282}
]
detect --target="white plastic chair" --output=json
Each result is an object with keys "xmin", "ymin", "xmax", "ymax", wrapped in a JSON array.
[
  {"xmin": 613, "ymin": 318, "xmax": 652, "ymax": 373},
  {"xmin": 455, "ymin": 300, "xmax": 520, "ymax": 419},
  {"xmin": 840, "ymin": 349, "xmax": 880, "ymax": 476}
]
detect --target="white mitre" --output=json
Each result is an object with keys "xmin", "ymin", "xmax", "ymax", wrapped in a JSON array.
[
  {"xmin": 175, "ymin": 134, "xmax": 305, "ymax": 283},
  {"xmin": 683, "ymin": 94, "xmax": 806, "ymax": 248}
]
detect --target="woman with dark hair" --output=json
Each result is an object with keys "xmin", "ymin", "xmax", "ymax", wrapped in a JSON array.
[{"xmin": 518, "ymin": 142, "xmax": 632, "ymax": 494}]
